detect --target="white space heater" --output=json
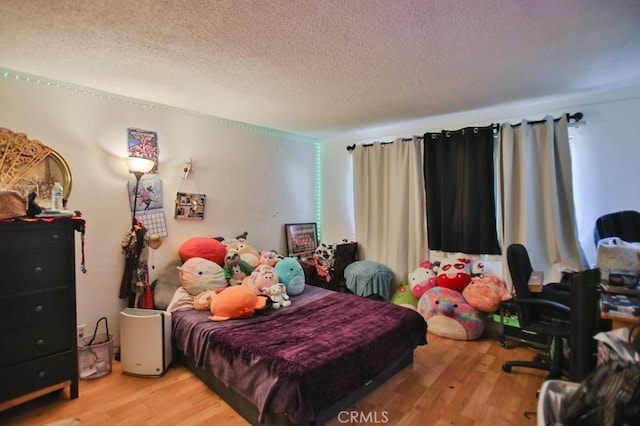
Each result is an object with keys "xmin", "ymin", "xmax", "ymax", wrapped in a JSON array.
[{"xmin": 119, "ymin": 308, "xmax": 172, "ymax": 377}]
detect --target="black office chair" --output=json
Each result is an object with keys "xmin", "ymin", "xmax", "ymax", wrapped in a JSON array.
[
  {"xmin": 502, "ymin": 244, "xmax": 571, "ymax": 380},
  {"xmin": 593, "ymin": 210, "xmax": 640, "ymax": 246}
]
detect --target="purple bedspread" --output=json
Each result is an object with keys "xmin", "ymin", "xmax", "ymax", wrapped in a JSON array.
[{"xmin": 173, "ymin": 285, "xmax": 427, "ymax": 423}]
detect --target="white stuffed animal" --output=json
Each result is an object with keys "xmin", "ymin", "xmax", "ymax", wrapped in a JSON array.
[{"xmin": 262, "ymin": 283, "xmax": 291, "ymax": 309}]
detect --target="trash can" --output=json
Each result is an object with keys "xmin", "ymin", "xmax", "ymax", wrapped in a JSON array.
[{"xmin": 78, "ymin": 317, "xmax": 114, "ymax": 379}]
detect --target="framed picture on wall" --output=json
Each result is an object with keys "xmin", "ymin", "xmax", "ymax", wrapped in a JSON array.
[
  {"xmin": 285, "ymin": 223, "xmax": 318, "ymax": 258},
  {"xmin": 174, "ymin": 192, "xmax": 206, "ymax": 220}
]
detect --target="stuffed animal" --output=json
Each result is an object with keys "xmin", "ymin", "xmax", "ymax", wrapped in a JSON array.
[
  {"xmin": 242, "ymin": 264, "xmax": 281, "ymax": 295},
  {"xmin": 417, "ymin": 286, "xmax": 485, "ymax": 340},
  {"xmin": 223, "ymin": 248, "xmax": 255, "ymax": 286},
  {"xmin": 471, "ymin": 260, "xmax": 485, "ymax": 277},
  {"xmin": 390, "ymin": 282, "xmax": 419, "ymax": 310},
  {"xmin": 313, "ymin": 242, "xmax": 336, "ymax": 282},
  {"xmin": 193, "ymin": 289, "xmax": 217, "ymax": 311},
  {"xmin": 257, "ymin": 250, "xmax": 278, "ymax": 268},
  {"xmin": 178, "ymin": 237, "xmax": 226, "ymax": 266},
  {"xmin": 408, "ymin": 260, "xmax": 439, "ymax": 298},
  {"xmin": 262, "ymin": 283, "xmax": 291, "ymax": 309},
  {"xmin": 153, "ymin": 258, "xmax": 183, "ymax": 310},
  {"xmin": 436, "ymin": 258, "xmax": 472, "ymax": 292},
  {"xmin": 177, "ymin": 256, "xmax": 227, "ymax": 296},
  {"xmin": 462, "ymin": 274, "xmax": 512, "ymax": 313},
  {"xmin": 274, "ymin": 256, "xmax": 306, "ymax": 295},
  {"xmin": 209, "ymin": 285, "xmax": 268, "ymax": 321},
  {"xmin": 227, "ymin": 239, "xmax": 261, "ymax": 268}
]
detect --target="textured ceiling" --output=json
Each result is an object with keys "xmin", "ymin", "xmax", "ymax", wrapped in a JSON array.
[{"xmin": 1, "ymin": 0, "xmax": 640, "ymax": 139}]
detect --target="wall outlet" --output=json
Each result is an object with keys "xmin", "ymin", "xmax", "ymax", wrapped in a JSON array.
[{"xmin": 77, "ymin": 324, "xmax": 86, "ymax": 342}]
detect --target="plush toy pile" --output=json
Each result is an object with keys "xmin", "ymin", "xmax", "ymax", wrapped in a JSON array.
[
  {"xmin": 403, "ymin": 257, "xmax": 512, "ymax": 341},
  {"xmin": 157, "ymin": 234, "xmax": 304, "ymax": 318}
]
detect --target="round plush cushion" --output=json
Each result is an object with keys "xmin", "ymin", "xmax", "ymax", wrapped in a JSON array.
[
  {"xmin": 462, "ymin": 274, "xmax": 511, "ymax": 313},
  {"xmin": 178, "ymin": 237, "xmax": 226, "ymax": 266},
  {"xmin": 417, "ymin": 287, "xmax": 484, "ymax": 340}
]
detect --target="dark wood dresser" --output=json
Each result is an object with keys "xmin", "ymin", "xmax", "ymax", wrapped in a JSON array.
[{"xmin": 0, "ymin": 219, "xmax": 79, "ymax": 410}]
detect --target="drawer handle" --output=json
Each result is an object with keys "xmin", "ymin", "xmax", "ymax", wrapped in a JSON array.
[
  {"xmin": 38, "ymin": 371, "xmax": 46, "ymax": 379},
  {"xmin": 35, "ymin": 305, "xmax": 43, "ymax": 313},
  {"xmin": 51, "ymin": 233, "xmax": 59, "ymax": 240},
  {"xmin": 36, "ymin": 338, "xmax": 44, "ymax": 346},
  {"xmin": 34, "ymin": 266, "xmax": 43, "ymax": 274}
]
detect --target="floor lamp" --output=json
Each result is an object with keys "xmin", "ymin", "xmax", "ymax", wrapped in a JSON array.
[{"xmin": 126, "ymin": 156, "xmax": 155, "ymax": 228}]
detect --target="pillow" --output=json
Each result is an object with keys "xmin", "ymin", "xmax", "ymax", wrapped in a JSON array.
[
  {"xmin": 417, "ymin": 287, "xmax": 484, "ymax": 340},
  {"xmin": 153, "ymin": 258, "xmax": 183, "ymax": 310}
]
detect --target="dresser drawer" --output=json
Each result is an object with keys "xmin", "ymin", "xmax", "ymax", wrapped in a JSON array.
[
  {"xmin": 0, "ymin": 222, "xmax": 73, "ymax": 251},
  {"xmin": 0, "ymin": 320, "xmax": 71, "ymax": 367},
  {"xmin": 0, "ymin": 245, "xmax": 73, "ymax": 295},
  {"xmin": 0, "ymin": 351, "xmax": 75, "ymax": 402},
  {"xmin": 0, "ymin": 288, "xmax": 69, "ymax": 333}
]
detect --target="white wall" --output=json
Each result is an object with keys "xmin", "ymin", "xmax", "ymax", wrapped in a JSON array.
[
  {"xmin": 3, "ymin": 71, "xmax": 640, "ymax": 340},
  {"xmin": 0, "ymin": 75, "xmax": 317, "ymax": 344},
  {"xmin": 319, "ymin": 85, "xmax": 640, "ymax": 271}
]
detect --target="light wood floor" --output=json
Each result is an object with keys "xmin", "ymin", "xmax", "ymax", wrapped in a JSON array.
[{"xmin": 0, "ymin": 331, "xmax": 548, "ymax": 426}]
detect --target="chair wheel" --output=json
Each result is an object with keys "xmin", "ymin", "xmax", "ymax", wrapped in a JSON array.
[
  {"xmin": 499, "ymin": 337, "xmax": 509, "ymax": 349},
  {"xmin": 502, "ymin": 364, "xmax": 512, "ymax": 373}
]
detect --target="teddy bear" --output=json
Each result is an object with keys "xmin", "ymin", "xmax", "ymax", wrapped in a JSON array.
[
  {"xmin": 262, "ymin": 283, "xmax": 291, "ymax": 309},
  {"xmin": 273, "ymin": 256, "xmax": 306, "ymax": 295},
  {"xmin": 436, "ymin": 258, "xmax": 472, "ymax": 292},
  {"xmin": 223, "ymin": 248, "xmax": 255, "ymax": 286},
  {"xmin": 227, "ymin": 238, "xmax": 261, "ymax": 268},
  {"xmin": 209, "ymin": 285, "xmax": 268, "ymax": 321},
  {"xmin": 417, "ymin": 286, "xmax": 485, "ymax": 340},
  {"xmin": 408, "ymin": 260, "xmax": 439, "ymax": 298},
  {"xmin": 242, "ymin": 264, "xmax": 281, "ymax": 295},
  {"xmin": 177, "ymin": 256, "xmax": 227, "ymax": 296}
]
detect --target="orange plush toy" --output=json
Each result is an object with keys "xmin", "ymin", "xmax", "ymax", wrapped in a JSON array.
[{"xmin": 208, "ymin": 285, "xmax": 267, "ymax": 321}]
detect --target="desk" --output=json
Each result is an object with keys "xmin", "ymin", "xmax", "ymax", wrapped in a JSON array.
[{"xmin": 601, "ymin": 310, "xmax": 640, "ymax": 330}]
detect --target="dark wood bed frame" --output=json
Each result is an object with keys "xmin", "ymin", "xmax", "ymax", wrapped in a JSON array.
[{"xmin": 176, "ymin": 348, "xmax": 414, "ymax": 426}]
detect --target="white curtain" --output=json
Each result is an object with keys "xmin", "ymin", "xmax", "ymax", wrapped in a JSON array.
[
  {"xmin": 352, "ymin": 138, "xmax": 428, "ymax": 283},
  {"xmin": 498, "ymin": 115, "xmax": 587, "ymax": 290}
]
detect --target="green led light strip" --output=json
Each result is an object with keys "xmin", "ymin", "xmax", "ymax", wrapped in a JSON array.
[
  {"xmin": 0, "ymin": 68, "xmax": 316, "ymax": 144},
  {"xmin": 1, "ymin": 67, "xmax": 323, "ymax": 234},
  {"xmin": 315, "ymin": 142, "xmax": 322, "ymax": 241}
]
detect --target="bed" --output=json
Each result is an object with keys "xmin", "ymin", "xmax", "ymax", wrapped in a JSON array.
[{"xmin": 171, "ymin": 284, "xmax": 427, "ymax": 425}]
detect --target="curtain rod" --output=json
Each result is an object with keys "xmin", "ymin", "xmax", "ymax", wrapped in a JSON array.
[
  {"xmin": 346, "ymin": 112, "xmax": 583, "ymax": 152},
  {"xmin": 507, "ymin": 112, "xmax": 583, "ymax": 128}
]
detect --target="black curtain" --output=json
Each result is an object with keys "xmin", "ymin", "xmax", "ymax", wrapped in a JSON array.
[{"xmin": 423, "ymin": 125, "xmax": 501, "ymax": 254}]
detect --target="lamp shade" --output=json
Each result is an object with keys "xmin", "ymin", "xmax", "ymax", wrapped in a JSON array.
[{"xmin": 126, "ymin": 156, "xmax": 155, "ymax": 174}]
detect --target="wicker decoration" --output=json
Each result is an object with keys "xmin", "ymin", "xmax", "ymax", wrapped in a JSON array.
[{"xmin": 0, "ymin": 127, "xmax": 52, "ymax": 189}]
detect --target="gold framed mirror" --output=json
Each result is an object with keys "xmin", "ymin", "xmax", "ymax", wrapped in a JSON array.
[{"xmin": 0, "ymin": 127, "xmax": 72, "ymax": 209}]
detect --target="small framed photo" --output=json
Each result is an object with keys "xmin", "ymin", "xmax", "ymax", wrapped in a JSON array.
[
  {"xmin": 175, "ymin": 192, "xmax": 206, "ymax": 220},
  {"xmin": 285, "ymin": 223, "xmax": 318, "ymax": 258}
]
